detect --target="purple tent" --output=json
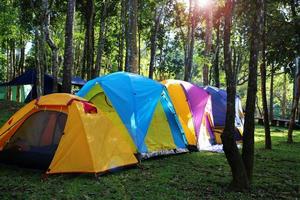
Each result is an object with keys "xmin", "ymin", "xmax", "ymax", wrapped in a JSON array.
[{"xmin": 163, "ymin": 80, "xmax": 215, "ymax": 150}]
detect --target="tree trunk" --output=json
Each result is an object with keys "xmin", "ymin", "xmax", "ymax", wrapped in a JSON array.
[
  {"xmin": 6, "ymin": 41, "xmax": 12, "ymax": 100},
  {"xmin": 35, "ymin": 30, "xmax": 43, "ymax": 98},
  {"xmin": 213, "ymin": 19, "xmax": 220, "ymax": 88},
  {"xmin": 85, "ymin": 0, "xmax": 95, "ymax": 79},
  {"xmin": 203, "ymin": 6, "xmax": 213, "ymax": 86},
  {"xmin": 184, "ymin": 0, "xmax": 193, "ymax": 82},
  {"xmin": 242, "ymin": 0, "xmax": 264, "ymax": 182},
  {"xmin": 149, "ymin": 6, "xmax": 163, "ymax": 79},
  {"xmin": 62, "ymin": 0, "xmax": 76, "ymax": 93},
  {"xmin": 42, "ymin": 0, "xmax": 59, "ymax": 92},
  {"xmin": 17, "ymin": 40, "xmax": 25, "ymax": 102},
  {"xmin": 95, "ymin": 1, "xmax": 107, "ymax": 77},
  {"xmin": 138, "ymin": 24, "xmax": 141, "ymax": 75},
  {"xmin": 126, "ymin": 0, "xmax": 138, "ymax": 73},
  {"xmin": 282, "ymin": 72, "xmax": 287, "ymax": 118},
  {"xmin": 288, "ymin": 73, "xmax": 300, "ymax": 143},
  {"xmin": 260, "ymin": 0, "xmax": 271, "ymax": 150},
  {"xmin": 269, "ymin": 63, "xmax": 274, "ymax": 121},
  {"xmin": 118, "ymin": 0, "xmax": 126, "ymax": 71},
  {"xmin": 222, "ymin": 0, "xmax": 249, "ymax": 191},
  {"xmin": 11, "ymin": 41, "xmax": 16, "ymax": 79},
  {"xmin": 290, "ymin": 0, "xmax": 300, "ymax": 53},
  {"xmin": 19, "ymin": 41, "xmax": 25, "ymax": 74},
  {"xmin": 81, "ymin": 34, "xmax": 87, "ymax": 79}
]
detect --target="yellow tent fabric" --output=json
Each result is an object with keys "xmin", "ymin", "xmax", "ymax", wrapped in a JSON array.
[
  {"xmin": 0, "ymin": 93, "xmax": 138, "ymax": 174},
  {"xmin": 84, "ymin": 83, "xmax": 137, "ymax": 153},
  {"xmin": 146, "ymin": 101, "xmax": 177, "ymax": 152},
  {"xmin": 161, "ymin": 81, "xmax": 197, "ymax": 146},
  {"xmin": 48, "ymin": 102, "xmax": 137, "ymax": 174}
]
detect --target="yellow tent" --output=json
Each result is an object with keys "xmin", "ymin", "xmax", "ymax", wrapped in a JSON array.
[{"xmin": 0, "ymin": 93, "xmax": 137, "ymax": 174}]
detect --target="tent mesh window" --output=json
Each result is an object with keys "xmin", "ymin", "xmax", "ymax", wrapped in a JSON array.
[{"xmin": 0, "ymin": 111, "xmax": 67, "ymax": 169}]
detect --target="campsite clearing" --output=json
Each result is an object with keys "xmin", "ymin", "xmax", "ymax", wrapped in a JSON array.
[{"xmin": 0, "ymin": 100, "xmax": 299, "ymax": 199}]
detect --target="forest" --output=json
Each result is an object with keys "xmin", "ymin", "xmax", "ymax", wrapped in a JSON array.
[{"xmin": 0, "ymin": 0, "xmax": 299, "ymax": 197}]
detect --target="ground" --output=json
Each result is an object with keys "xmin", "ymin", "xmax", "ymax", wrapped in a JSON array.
[{"xmin": 0, "ymin": 100, "xmax": 299, "ymax": 199}]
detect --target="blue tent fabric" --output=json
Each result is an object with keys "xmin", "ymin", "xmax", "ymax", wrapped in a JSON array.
[
  {"xmin": 0, "ymin": 69, "xmax": 86, "ymax": 102},
  {"xmin": 0, "ymin": 69, "xmax": 58, "ymax": 102},
  {"xmin": 204, "ymin": 86, "xmax": 228, "ymax": 127},
  {"xmin": 71, "ymin": 77, "xmax": 86, "ymax": 86},
  {"xmin": 160, "ymin": 89, "xmax": 187, "ymax": 148},
  {"xmin": 0, "ymin": 69, "xmax": 54, "ymax": 87},
  {"xmin": 77, "ymin": 72, "xmax": 187, "ymax": 153}
]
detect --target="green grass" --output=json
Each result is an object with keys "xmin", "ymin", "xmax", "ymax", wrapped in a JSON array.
[{"xmin": 0, "ymin": 100, "xmax": 299, "ymax": 199}]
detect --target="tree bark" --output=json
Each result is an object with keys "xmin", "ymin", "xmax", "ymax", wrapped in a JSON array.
[
  {"xmin": 17, "ymin": 40, "xmax": 25, "ymax": 102},
  {"xmin": 222, "ymin": 0, "xmax": 249, "ymax": 191},
  {"xmin": 184, "ymin": 0, "xmax": 196, "ymax": 82},
  {"xmin": 288, "ymin": 73, "xmax": 300, "ymax": 143},
  {"xmin": 290, "ymin": 0, "xmax": 300, "ymax": 53},
  {"xmin": 138, "ymin": 23, "xmax": 141, "ymax": 75},
  {"xmin": 118, "ymin": 0, "xmax": 126, "ymax": 71},
  {"xmin": 94, "ymin": 1, "xmax": 107, "ymax": 77},
  {"xmin": 35, "ymin": 30, "xmax": 43, "ymax": 98},
  {"xmin": 6, "ymin": 41, "xmax": 11, "ymax": 101},
  {"xmin": 269, "ymin": 63, "xmax": 274, "ymax": 121},
  {"xmin": 260, "ymin": 0, "xmax": 271, "ymax": 150},
  {"xmin": 42, "ymin": 0, "xmax": 59, "ymax": 92},
  {"xmin": 203, "ymin": 6, "xmax": 213, "ymax": 86},
  {"xmin": 19, "ymin": 40, "xmax": 25, "ymax": 74},
  {"xmin": 242, "ymin": 0, "xmax": 264, "ymax": 182},
  {"xmin": 184, "ymin": 0, "xmax": 193, "ymax": 81},
  {"xmin": 213, "ymin": 18, "xmax": 220, "ymax": 88},
  {"xmin": 11, "ymin": 41, "xmax": 16, "ymax": 79},
  {"xmin": 282, "ymin": 72, "xmax": 287, "ymax": 118},
  {"xmin": 85, "ymin": 0, "xmax": 95, "ymax": 79},
  {"xmin": 126, "ymin": 0, "xmax": 138, "ymax": 73},
  {"xmin": 149, "ymin": 5, "xmax": 163, "ymax": 79},
  {"xmin": 62, "ymin": 0, "xmax": 76, "ymax": 93},
  {"xmin": 81, "ymin": 33, "xmax": 87, "ymax": 79}
]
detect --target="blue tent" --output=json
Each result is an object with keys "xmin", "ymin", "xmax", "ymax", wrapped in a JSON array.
[
  {"xmin": 77, "ymin": 72, "xmax": 187, "ymax": 154},
  {"xmin": 204, "ymin": 86, "xmax": 228, "ymax": 127},
  {"xmin": 0, "ymin": 69, "xmax": 86, "ymax": 102},
  {"xmin": 204, "ymin": 86, "xmax": 244, "ymax": 134}
]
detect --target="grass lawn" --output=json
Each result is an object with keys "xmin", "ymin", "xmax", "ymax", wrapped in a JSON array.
[{"xmin": 0, "ymin": 100, "xmax": 299, "ymax": 199}]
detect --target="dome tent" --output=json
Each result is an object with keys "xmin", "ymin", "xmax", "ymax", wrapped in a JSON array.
[
  {"xmin": 77, "ymin": 72, "xmax": 187, "ymax": 157},
  {"xmin": 162, "ymin": 80, "xmax": 215, "ymax": 150},
  {"xmin": 0, "ymin": 94, "xmax": 137, "ymax": 174}
]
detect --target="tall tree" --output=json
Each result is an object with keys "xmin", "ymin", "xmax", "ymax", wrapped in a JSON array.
[
  {"xmin": 62, "ymin": 0, "xmax": 76, "ymax": 93},
  {"xmin": 221, "ymin": 0, "xmax": 249, "ymax": 190},
  {"xmin": 213, "ymin": 14, "xmax": 221, "ymax": 88},
  {"xmin": 118, "ymin": 0, "xmax": 126, "ymax": 71},
  {"xmin": 149, "ymin": 4, "xmax": 164, "ymax": 79},
  {"xmin": 125, "ymin": 0, "xmax": 138, "ymax": 73},
  {"xmin": 287, "ymin": 0, "xmax": 300, "ymax": 143},
  {"xmin": 288, "ymin": 70, "xmax": 300, "ymax": 143},
  {"xmin": 184, "ymin": 0, "xmax": 197, "ymax": 82},
  {"xmin": 35, "ymin": 30, "xmax": 43, "ymax": 98},
  {"xmin": 85, "ymin": 0, "xmax": 95, "ymax": 79},
  {"xmin": 269, "ymin": 63, "xmax": 274, "ymax": 121},
  {"xmin": 42, "ymin": 0, "xmax": 59, "ymax": 92},
  {"xmin": 94, "ymin": 1, "xmax": 107, "ymax": 77},
  {"xmin": 259, "ymin": 0, "xmax": 271, "ymax": 149},
  {"xmin": 203, "ymin": 3, "xmax": 213, "ymax": 85},
  {"xmin": 242, "ymin": 0, "xmax": 264, "ymax": 181}
]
